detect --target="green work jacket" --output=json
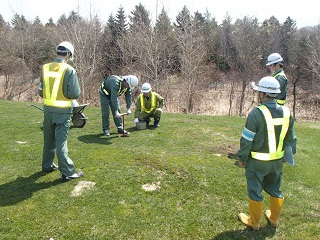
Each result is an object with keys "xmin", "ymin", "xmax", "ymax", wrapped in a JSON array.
[
  {"xmin": 273, "ymin": 69, "xmax": 287, "ymax": 102},
  {"xmin": 236, "ymin": 100, "xmax": 296, "ymax": 162},
  {"xmin": 101, "ymin": 75, "xmax": 132, "ymax": 111}
]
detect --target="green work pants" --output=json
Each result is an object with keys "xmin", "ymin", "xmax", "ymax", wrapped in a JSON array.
[
  {"xmin": 245, "ymin": 158, "xmax": 283, "ymax": 201},
  {"xmin": 42, "ymin": 111, "xmax": 75, "ymax": 176},
  {"xmin": 99, "ymin": 90, "xmax": 122, "ymax": 131},
  {"xmin": 137, "ymin": 108, "xmax": 162, "ymax": 121}
]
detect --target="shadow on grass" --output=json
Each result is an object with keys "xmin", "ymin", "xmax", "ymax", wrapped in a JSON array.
[
  {"xmin": 77, "ymin": 133, "xmax": 117, "ymax": 144},
  {"xmin": 125, "ymin": 125, "xmax": 158, "ymax": 133},
  {"xmin": 77, "ymin": 127, "xmax": 159, "ymax": 144},
  {"xmin": 0, "ymin": 171, "xmax": 63, "ymax": 207},
  {"xmin": 212, "ymin": 224, "xmax": 276, "ymax": 240}
]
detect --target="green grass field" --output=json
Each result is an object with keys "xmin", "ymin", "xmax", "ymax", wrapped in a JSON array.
[{"xmin": 0, "ymin": 100, "xmax": 319, "ymax": 240}]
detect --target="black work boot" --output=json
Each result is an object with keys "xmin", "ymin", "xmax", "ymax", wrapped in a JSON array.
[
  {"xmin": 145, "ymin": 118, "xmax": 150, "ymax": 126},
  {"xmin": 118, "ymin": 128, "xmax": 130, "ymax": 136},
  {"xmin": 154, "ymin": 117, "xmax": 160, "ymax": 127}
]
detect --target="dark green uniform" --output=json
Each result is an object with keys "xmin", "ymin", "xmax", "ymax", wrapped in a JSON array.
[
  {"xmin": 99, "ymin": 75, "xmax": 132, "ymax": 131},
  {"xmin": 134, "ymin": 92, "xmax": 164, "ymax": 121},
  {"xmin": 39, "ymin": 58, "xmax": 80, "ymax": 177},
  {"xmin": 273, "ymin": 69, "xmax": 287, "ymax": 105},
  {"xmin": 236, "ymin": 100, "xmax": 296, "ymax": 201}
]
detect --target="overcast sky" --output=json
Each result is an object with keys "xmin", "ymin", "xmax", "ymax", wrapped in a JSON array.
[{"xmin": 1, "ymin": 0, "xmax": 319, "ymax": 28}]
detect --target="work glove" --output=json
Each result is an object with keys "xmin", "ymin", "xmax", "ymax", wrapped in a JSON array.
[
  {"xmin": 127, "ymin": 108, "xmax": 132, "ymax": 114},
  {"xmin": 134, "ymin": 118, "xmax": 139, "ymax": 124},
  {"xmin": 115, "ymin": 111, "xmax": 122, "ymax": 118},
  {"xmin": 238, "ymin": 161, "xmax": 246, "ymax": 168}
]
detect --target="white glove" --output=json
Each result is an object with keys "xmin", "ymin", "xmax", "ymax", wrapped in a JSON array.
[
  {"xmin": 115, "ymin": 111, "xmax": 122, "ymax": 118},
  {"xmin": 127, "ymin": 109, "xmax": 132, "ymax": 114},
  {"xmin": 134, "ymin": 118, "xmax": 139, "ymax": 124},
  {"xmin": 71, "ymin": 100, "xmax": 79, "ymax": 107}
]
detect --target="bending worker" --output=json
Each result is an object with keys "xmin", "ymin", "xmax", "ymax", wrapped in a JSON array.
[
  {"xmin": 39, "ymin": 41, "xmax": 84, "ymax": 181},
  {"xmin": 266, "ymin": 53, "xmax": 288, "ymax": 105},
  {"xmin": 134, "ymin": 83, "xmax": 164, "ymax": 127},
  {"xmin": 99, "ymin": 75, "xmax": 139, "ymax": 136},
  {"xmin": 231, "ymin": 76, "xmax": 296, "ymax": 230}
]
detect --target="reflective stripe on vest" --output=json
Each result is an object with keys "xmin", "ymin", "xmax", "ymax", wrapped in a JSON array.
[
  {"xmin": 140, "ymin": 92, "xmax": 156, "ymax": 113},
  {"xmin": 101, "ymin": 75, "xmax": 127, "ymax": 96},
  {"xmin": 251, "ymin": 105, "xmax": 290, "ymax": 161},
  {"xmin": 101, "ymin": 82, "xmax": 109, "ymax": 95},
  {"xmin": 43, "ymin": 62, "xmax": 71, "ymax": 108},
  {"xmin": 277, "ymin": 99, "xmax": 286, "ymax": 105}
]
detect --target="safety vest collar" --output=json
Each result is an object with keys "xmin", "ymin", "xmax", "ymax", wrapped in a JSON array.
[{"xmin": 273, "ymin": 69, "xmax": 286, "ymax": 78}]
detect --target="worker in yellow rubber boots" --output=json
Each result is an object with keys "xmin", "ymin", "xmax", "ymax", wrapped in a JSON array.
[
  {"xmin": 231, "ymin": 76, "xmax": 296, "ymax": 230},
  {"xmin": 134, "ymin": 83, "xmax": 164, "ymax": 128},
  {"xmin": 39, "ymin": 41, "xmax": 84, "ymax": 181},
  {"xmin": 266, "ymin": 53, "xmax": 288, "ymax": 105}
]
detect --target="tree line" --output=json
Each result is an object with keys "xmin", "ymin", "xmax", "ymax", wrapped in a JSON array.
[{"xmin": 0, "ymin": 4, "xmax": 319, "ymax": 120}]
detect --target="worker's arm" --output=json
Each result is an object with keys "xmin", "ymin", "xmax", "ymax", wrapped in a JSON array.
[
  {"xmin": 284, "ymin": 115, "xmax": 297, "ymax": 154},
  {"xmin": 236, "ymin": 109, "xmax": 260, "ymax": 163},
  {"xmin": 38, "ymin": 69, "xmax": 43, "ymax": 97},
  {"xmin": 157, "ymin": 93, "xmax": 165, "ymax": 109},
  {"xmin": 124, "ymin": 88, "xmax": 132, "ymax": 109},
  {"xmin": 109, "ymin": 81, "xmax": 121, "ymax": 112},
  {"xmin": 134, "ymin": 95, "xmax": 142, "ymax": 118},
  {"xmin": 64, "ymin": 66, "xmax": 80, "ymax": 99}
]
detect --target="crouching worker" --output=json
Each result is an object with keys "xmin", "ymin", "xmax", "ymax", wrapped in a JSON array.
[
  {"xmin": 134, "ymin": 83, "xmax": 164, "ymax": 128},
  {"xmin": 232, "ymin": 76, "xmax": 296, "ymax": 230}
]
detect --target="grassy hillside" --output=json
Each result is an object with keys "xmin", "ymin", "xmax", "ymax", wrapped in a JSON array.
[{"xmin": 0, "ymin": 100, "xmax": 319, "ymax": 240}]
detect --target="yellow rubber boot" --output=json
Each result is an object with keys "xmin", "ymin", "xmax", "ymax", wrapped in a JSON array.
[
  {"xmin": 265, "ymin": 196, "xmax": 284, "ymax": 227},
  {"xmin": 238, "ymin": 199, "xmax": 263, "ymax": 230}
]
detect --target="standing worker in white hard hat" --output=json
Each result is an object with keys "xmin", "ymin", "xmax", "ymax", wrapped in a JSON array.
[
  {"xmin": 228, "ymin": 76, "xmax": 296, "ymax": 230},
  {"xmin": 99, "ymin": 75, "xmax": 139, "ymax": 136},
  {"xmin": 38, "ymin": 41, "xmax": 84, "ymax": 180},
  {"xmin": 266, "ymin": 53, "xmax": 288, "ymax": 105},
  {"xmin": 134, "ymin": 83, "xmax": 164, "ymax": 128}
]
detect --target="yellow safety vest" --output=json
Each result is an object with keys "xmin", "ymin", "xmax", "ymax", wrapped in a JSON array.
[
  {"xmin": 251, "ymin": 105, "xmax": 290, "ymax": 161},
  {"xmin": 274, "ymin": 71, "xmax": 287, "ymax": 105},
  {"xmin": 140, "ymin": 92, "xmax": 156, "ymax": 113},
  {"xmin": 42, "ymin": 62, "xmax": 71, "ymax": 108},
  {"xmin": 101, "ymin": 75, "xmax": 127, "ymax": 96}
]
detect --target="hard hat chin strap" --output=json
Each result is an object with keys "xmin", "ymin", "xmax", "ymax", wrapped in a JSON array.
[
  {"xmin": 263, "ymin": 92, "xmax": 278, "ymax": 98},
  {"xmin": 123, "ymin": 79, "xmax": 129, "ymax": 89},
  {"xmin": 67, "ymin": 53, "xmax": 73, "ymax": 62}
]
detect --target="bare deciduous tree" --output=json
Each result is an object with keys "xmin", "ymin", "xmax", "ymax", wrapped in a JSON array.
[
  {"xmin": 53, "ymin": 11, "xmax": 105, "ymax": 103},
  {"xmin": 174, "ymin": 7, "xmax": 207, "ymax": 113}
]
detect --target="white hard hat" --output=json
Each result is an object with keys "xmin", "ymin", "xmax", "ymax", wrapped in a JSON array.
[
  {"xmin": 141, "ymin": 83, "xmax": 152, "ymax": 93},
  {"xmin": 124, "ymin": 75, "xmax": 139, "ymax": 90},
  {"xmin": 252, "ymin": 76, "xmax": 281, "ymax": 95},
  {"xmin": 266, "ymin": 53, "xmax": 283, "ymax": 66},
  {"xmin": 57, "ymin": 41, "xmax": 74, "ymax": 56}
]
